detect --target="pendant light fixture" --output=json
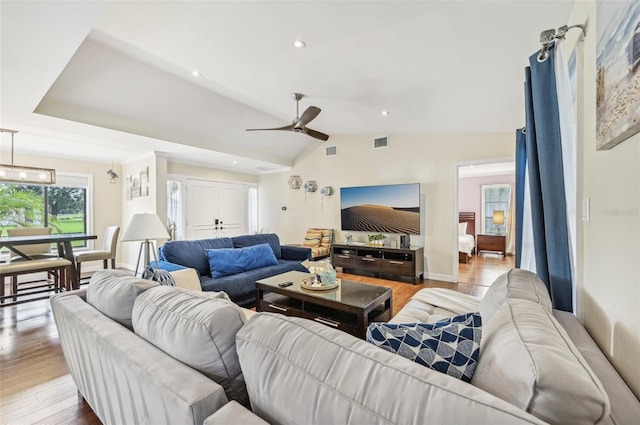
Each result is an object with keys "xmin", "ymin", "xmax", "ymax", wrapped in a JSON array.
[{"xmin": 0, "ymin": 128, "xmax": 56, "ymax": 184}]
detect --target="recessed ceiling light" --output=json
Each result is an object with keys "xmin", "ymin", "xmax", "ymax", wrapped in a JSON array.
[
  {"xmin": 381, "ymin": 110, "xmax": 390, "ymax": 116},
  {"xmin": 233, "ymin": 160, "xmax": 237, "ymax": 165},
  {"xmin": 192, "ymin": 70, "xmax": 201, "ymax": 77},
  {"xmin": 292, "ymin": 40, "xmax": 306, "ymax": 49}
]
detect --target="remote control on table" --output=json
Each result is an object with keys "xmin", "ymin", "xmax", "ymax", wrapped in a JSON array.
[{"xmin": 278, "ymin": 281, "xmax": 293, "ymax": 287}]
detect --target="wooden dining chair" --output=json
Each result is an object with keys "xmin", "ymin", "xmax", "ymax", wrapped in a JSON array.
[
  {"xmin": 6, "ymin": 227, "xmax": 60, "ymax": 288},
  {"xmin": 6, "ymin": 227, "xmax": 58, "ymax": 261},
  {"xmin": 74, "ymin": 226, "xmax": 120, "ymax": 283},
  {"xmin": 0, "ymin": 258, "xmax": 71, "ymax": 306}
]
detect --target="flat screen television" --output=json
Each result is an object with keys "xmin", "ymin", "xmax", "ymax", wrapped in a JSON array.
[{"xmin": 340, "ymin": 183, "xmax": 421, "ymax": 234}]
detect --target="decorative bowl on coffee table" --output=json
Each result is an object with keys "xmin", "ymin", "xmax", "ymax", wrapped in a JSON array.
[{"xmin": 300, "ymin": 276, "xmax": 340, "ymax": 291}]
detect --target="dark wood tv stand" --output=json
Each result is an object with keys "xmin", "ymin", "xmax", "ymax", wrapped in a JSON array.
[{"xmin": 331, "ymin": 244, "xmax": 424, "ymax": 284}]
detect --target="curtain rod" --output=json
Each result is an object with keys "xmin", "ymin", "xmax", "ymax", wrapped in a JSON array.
[{"xmin": 537, "ymin": 24, "xmax": 586, "ymax": 62}]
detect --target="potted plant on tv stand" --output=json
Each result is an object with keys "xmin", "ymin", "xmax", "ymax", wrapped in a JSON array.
[{"xmin": 368, "ymin": 234, "xmax": 386, "ymax": 246}]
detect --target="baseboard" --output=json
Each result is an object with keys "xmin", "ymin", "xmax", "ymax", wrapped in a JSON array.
[
  {"xmin": 81, "ymin": 263, "xmax": 135, "ymax": 273},
  {"xmin": 426, "ymin": 272, "xmax": 455, "ymax": 283}
]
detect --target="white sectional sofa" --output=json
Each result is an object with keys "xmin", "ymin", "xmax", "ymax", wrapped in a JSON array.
[{"xmin": 50, "ymin": 269, "xmax": 639, "ymax": 425}]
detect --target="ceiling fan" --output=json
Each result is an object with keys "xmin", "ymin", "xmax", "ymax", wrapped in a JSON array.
[{"xmin": 246, "ymin": 93, "xmax": 329, "ymax": 141}]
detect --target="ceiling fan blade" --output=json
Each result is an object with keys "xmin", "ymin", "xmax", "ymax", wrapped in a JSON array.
[
  {"xmin": 246, "ymin": 124, "xmax": 295, "ymax": 132},
  {"xmin": 303, "ymin": 127, "xmax": 330, "ymax": 141},
  {"xmin": 298, "ymin": 106, "xmax": 321, "ymax": 126}
]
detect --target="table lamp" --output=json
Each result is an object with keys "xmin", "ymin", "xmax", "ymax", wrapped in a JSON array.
[
  {"xmin": 121, "ymin": 213, "xmax": 170, "ymax": 276},
  {"xmin": 492, "ymin": 210, "xmax": 505, "ymax": 234}
]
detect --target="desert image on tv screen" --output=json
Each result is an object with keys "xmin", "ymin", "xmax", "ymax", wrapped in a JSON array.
[{"xmin": 340, "ymin": 184, "xmax": 420, "ymax": 234}]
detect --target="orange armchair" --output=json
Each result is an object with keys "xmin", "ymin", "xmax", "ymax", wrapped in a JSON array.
[{"xmin": 301, "ymin": 228, "xmax": 334, "ymax": 260}]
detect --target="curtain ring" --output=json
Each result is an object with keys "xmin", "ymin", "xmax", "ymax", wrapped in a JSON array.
[
  {"xmin": 537, "ymin": 29, "xmax": 556, "ymax": 63},
  {"xmin": 537, "ymin": 46, "xmax": 550, "ymax": 62}
]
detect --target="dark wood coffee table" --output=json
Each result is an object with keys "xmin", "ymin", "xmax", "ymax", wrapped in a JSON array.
[{"xmin": 255, "ymin": 270, "xmax": 393, "ymax": 339}]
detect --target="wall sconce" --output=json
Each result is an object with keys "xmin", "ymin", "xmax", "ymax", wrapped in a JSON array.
[
  {"xmin": 304, "ymin": 181, "xmax": 317, "ymax": 192},
  {"xmin": 320, "ymin": 186, "xmax": 333, "ymax": 209},
  {"xmin": 288, "ymin": 175, "xmax": 302, "ymax": 189},
  {"xmin": 303, "ymin": 180, "xmax": 317, "ymax": 202}
]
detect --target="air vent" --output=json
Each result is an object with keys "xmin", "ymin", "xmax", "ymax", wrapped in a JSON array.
[
  {"xmin": 325, "ymin": 146, "xmax": 337, "ymax": 156},
  {"xmin": 254, "ymin": 166, "xmax": 273, "ymax": 172},
  {"xmin": 373, "ymin": 136, "xmax": 389, "ymax": 149}
]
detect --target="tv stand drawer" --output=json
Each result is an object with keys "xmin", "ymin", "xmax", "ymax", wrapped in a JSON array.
[
  {"xmin": 382, "ymin": 259, "xmax": 413, "ymax": 276},
  {"xmin": 333, "ymin": 253, "xmax": 357, "ymax": 268}
]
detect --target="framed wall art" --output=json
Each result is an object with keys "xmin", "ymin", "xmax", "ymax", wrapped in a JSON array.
[
  {"xmin": 596, "ymin": 0, "xmax": 640, "ymax": 150},
  {"xmin": 126, "ymin": 166, "xmax": 150, "ymax": 200}
]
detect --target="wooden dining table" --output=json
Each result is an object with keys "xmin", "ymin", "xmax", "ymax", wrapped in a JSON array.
[{"xmin": 0, "ymin": 233, "xmax": 98, "ymax": 290}]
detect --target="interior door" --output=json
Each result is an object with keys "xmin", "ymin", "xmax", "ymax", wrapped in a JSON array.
[
  {"xmin": 185, "ymin": 179, "xmax": 219, "ymax": 240},
  {"xmin": 185, "ymin": 179, "xmax": 248, "ymax": 240},
  {"xmin": 217, "ymin": 183, "xmax": 248, "ymax": 237}
]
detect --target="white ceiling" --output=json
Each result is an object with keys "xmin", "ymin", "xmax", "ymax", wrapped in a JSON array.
[{"xmin": 0, "ymin": 0, "xmax": 574, "ymax": 174}]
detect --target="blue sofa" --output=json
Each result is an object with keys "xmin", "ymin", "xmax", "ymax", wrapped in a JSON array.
[{"xmin": 153, "ymin": 233, "xmax": 311, "ymax": 307}]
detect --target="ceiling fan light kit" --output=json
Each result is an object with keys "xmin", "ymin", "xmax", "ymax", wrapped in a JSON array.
[{"xmin": 246, "ymin": 93, "xmax": 330, "ymax": 141}]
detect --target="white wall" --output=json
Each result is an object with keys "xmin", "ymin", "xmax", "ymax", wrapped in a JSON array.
[
  {"xmin": 121, "ymin": 153, "xmax": 163, "ymax": 272},
  {"xmin": 259, "ymin": 133, "xmax": 514, "ymax": 281},
  {"xmin": 569, "ymin": 0, "xmax": 640, "ymax": 398},
  {"xmin": 168, "ymin": 162, "xmax": 258, "ymax": 184},
  {"xmin": 459, "ymin": 173, "xmax": 515, "ymax": 236}
]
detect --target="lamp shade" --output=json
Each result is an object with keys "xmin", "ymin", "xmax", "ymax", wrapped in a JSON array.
[
  {"xmin": 120, "ymin": 213, "xmax": 170, "ymax": 242},
  {"xmin": 492, "ymin": 210, "xmax": 505, "ymax": 225}
]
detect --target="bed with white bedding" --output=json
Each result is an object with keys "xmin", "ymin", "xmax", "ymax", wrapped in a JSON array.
[{"xmin": 458, "ymin": 212, "xmax": 476, "ymax": 263}]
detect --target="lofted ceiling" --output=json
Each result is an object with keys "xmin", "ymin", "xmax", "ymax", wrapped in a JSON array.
[{"xmin": 0, "ymin": 1, "xmax": 574, "ymax": 174}]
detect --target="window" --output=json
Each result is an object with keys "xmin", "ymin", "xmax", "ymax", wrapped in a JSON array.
[
  {"xmin": 481, "ymin": 184, "xmax": 510, "ymax": 235},
  {"xmin": 0, "ymin": 175, "xmax": 89, "ymax": 247},
  {"xmin": 248, "ymin": 186, "xmax": 258, "ymax": 235},
  {"xmin": 167, "ymin": 179, "xmax": 182, "ymax": 240}
]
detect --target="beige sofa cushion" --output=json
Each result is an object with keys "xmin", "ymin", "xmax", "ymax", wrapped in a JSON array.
[
  {"xmin": 169, "ymin": 267, "xmax": 203, "ymax": 291},
  {"xmin": 132, "ymin": 286, "xmax": 249, "ymax": 406},
  {"xmin": 236, "ymin": 313, "xmax": 545, "ymax": 425},
  {"xmin": 479, "ymin": 269, "xmax": 552, "ymax": 323},
  {"xmin": 390, "ymin": 287, "xmax": 481, "ymax": 324},
  {"xmin": 86, "ymin": 270, "xmax": 158, "ymax": 329},
  {"xmin": 203, "ymin": 401, "xmax": 269, "ymax": 425},
  {"xmin": 472, "ymin": 299, "xmax": 609, "ymax": 425}
]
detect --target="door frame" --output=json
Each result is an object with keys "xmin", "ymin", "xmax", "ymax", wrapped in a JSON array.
[
  {"xmin": 167, "ymin": 174, "xmax": 257, "ymax": 240},
  {"xmin": 452, "ymin": 157, "xmax": 515, "ymax": 283}
]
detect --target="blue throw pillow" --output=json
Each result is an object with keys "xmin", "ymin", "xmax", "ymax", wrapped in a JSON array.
[
  {"xmin": 150, "ymin": 260, "xmax": 188, "ymax": 272},
  {"xmin": 206, "ymin": 243, "xmax": 278, "ymax": 278},
  {"xmin": 366, "ymin": 312, "xmax": 482, "ymax": 382}
]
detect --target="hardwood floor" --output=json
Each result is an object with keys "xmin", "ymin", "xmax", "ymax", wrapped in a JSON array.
[
  {"xmin": 0, "ymin": 272, "xmax": 489, "ymax": 424},
  {"xmin": 0, "ymin": 298, "xmax": 100, "ymax": 425},
  {"xmin": 459, "ymin": 253, "xmax": 515, "ymax": 286}
]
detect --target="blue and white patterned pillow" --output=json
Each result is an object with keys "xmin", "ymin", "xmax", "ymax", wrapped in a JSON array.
[
  {"xmin": 366, "ymin": 312, "xmax": 482, "ymax": 382},
  {"xmin": 143, "ymin": 266, "xmax": 176, "ymax": 286}
]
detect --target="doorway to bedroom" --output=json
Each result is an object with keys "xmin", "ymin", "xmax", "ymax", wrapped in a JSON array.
[{"xmin": 457, "ymin": 161, "xmax": 515, "ymax": 286}]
